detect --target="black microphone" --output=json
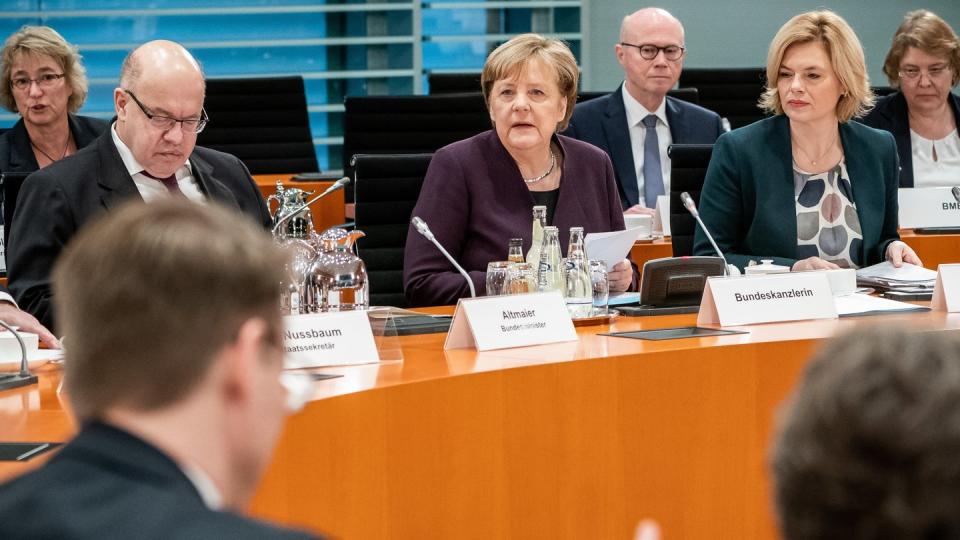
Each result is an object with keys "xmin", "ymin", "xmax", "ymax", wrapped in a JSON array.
[
  {"xmin": 411, "ymin": 216, "xmax": 476, "ymax": 298},
  {"xmin": 271, "ymin": 176, "xmax": 351, "ymax": 235},
  {"xmin": 952, "ymin": 186, "xmax": 960, "ymax": 204},
  {"xmin": 680, "ymin": 191, "xmax": 733, "ymax": 276}
]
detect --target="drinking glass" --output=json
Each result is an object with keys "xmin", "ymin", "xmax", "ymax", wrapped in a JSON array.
[
  {"xmin": 485, "ymin": 261, "xmax": 511, "ymax": 296},
  {"xmin": 506, "ymin": 262, "xmax": 537, "ymax": 294},
  {"xmin": 589, "ymin": 260, "xmax": 609, "ymax": 313}
]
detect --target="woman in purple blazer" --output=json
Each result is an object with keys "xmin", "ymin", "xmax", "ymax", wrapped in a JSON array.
[{"xmin": 404, "ymin": 34, "xmax": 635, "ymax": 307}]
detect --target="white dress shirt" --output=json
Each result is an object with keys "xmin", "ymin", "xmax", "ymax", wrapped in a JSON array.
[
  {"xmin": 111, "ymin": 123, "xmax": 205, "ymax": 203},
  {"xmin": 911, "ymin": 129, "xmax": 960, "ymax": 188},
  {"xmin": 180, "ymin": 461, "xmax": 224, "ymax": 510},
  {"xmin": 622, "ymin": 87, "xmax": 672, "ymax": 208}
]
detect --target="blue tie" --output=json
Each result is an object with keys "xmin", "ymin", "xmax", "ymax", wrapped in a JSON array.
[{"xmin": 641, "ymin": 114, "xmax": 664, "ymax": 208}]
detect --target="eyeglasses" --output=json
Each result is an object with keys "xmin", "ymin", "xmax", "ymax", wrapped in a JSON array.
[
  {"xmin": 10, "ymin": 73, "xmax": 65, "ymax": 91},
  {"xmin": 620, "ymin": 43, "xmax": 685, "ymax": 61},
  {"xmin": 899, "ymin": 65, "xmax": 951, "ymax": 81},
  {"xmin": 123, "ymin": 89, "xmax": 209, "ymax": 133}
]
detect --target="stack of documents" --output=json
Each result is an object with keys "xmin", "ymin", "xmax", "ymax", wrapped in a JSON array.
[{"xmin": 855, "ymin": 261, "xmax": 937, "ymax": 293}]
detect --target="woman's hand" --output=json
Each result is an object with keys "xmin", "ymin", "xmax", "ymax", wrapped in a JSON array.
[
  {"xmin": 608, "ymin": 259, "xmax": 634, "ymax": 292},
  {"xmin": 791, "ymin": 257, "xmax": 841, "ymax": 271},
  {"xmin": 886, "ymin": 240, "xmax": 922, "ymax": 268}
]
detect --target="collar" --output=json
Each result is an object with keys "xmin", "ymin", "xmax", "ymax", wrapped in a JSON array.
[
  {"xmin": 621, "ymin": 85, "xmax": 669, "ymax": 128},
  {"xmin": 179, "ymin": 461, "xmax": 224, "ymax": 510},
  {"xmin": 110, "ymin": 122, "xmax": 191, "ymax": 178}
]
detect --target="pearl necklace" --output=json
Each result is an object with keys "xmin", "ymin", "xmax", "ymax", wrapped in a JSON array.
[{"xmin": 523, "ymin": 151, "xmax": 556, "ymax": 184}]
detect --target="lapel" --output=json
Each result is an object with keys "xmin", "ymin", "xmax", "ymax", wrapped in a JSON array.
[
  {"xmin": 602, "ymin": 85, "xmax": 640, "ymax": 207},
  {"xmin": 552, "ymin": 135, "xmax": 588, "ymax": 238},
  {"xmin": 96, "ymin": 131, "xmax": 144, "ymax": 210},
  {"xmin": 6, "ymin": 119, "xmax": 39, "ymax": 172},
  {"xmin": 68, "ymin": 114, "xmax": 102, "ymax": 149},
  {"xmin": 665, "ymin": 96, "xmax": 685, "ymax": 142},
  {"xmin": 770, "ymin": 116, "xmax": 799, "ymax": 258},
  {"xmin": 883, "ymin": 92, "xmax": 913, "ymax": 187},
  {"xmin": 189, "ymin": 151, "xmax": 242, "ymax": 211},
  {"xmin": 841, "ymin": 122, "xmax": 880, "ymax": 265}
]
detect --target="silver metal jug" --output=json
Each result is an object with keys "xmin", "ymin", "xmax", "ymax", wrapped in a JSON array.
[
  {"xmin": 305, "ymin": 228, "xmax": 369, "ymax": 312},
  {"xmin": 267, "ymin": 181, "xmax": 315, "ymax": 240}
]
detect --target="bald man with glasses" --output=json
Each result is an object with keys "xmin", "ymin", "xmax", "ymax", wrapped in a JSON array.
[
  {"xmin": 566, "ymin": 7, "xmax": 724, "ymax": 214},
  {"xmin": 7, "ymin": 40, "xmax": 270, "ymax": 332}
]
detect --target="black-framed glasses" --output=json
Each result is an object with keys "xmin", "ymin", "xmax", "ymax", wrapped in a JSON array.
[
  {"xmin": 620, "ymin": 43, "xmax": 685, "ymax": 61},
  {"xmin": 123, "ymin": 89, "xmax": 209, "ymax": 133},
  {"xmin": 10, "ymin": 73, "xmax": 65, "ymax": 91}
]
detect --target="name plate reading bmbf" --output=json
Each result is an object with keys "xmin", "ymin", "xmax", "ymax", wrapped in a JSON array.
[
  {"xmin": 283, "ymin": 311, "xmax": 380, "ymax": 368},
  {"xmin": 932, "ymin": 264, "xmax": 960, "ymax": 312},
  {"xmin": 444, "ymin": 291, "xmax": 577, "ymax": 351},
  {"xmin": 698, "ymin": 272, "xmax": 836, "ymax": 326},
  {"xmin": 899, "ymin": 188, "xmax": 960, "ymax": 229}
]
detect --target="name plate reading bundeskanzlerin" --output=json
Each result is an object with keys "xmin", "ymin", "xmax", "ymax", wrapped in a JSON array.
[{"xmin": 698, "ymin": 272, "xmax": 836, "ymax": 326}]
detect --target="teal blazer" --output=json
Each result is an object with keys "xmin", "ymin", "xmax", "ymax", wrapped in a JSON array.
[{"xmin": 693, "ymin": 115, "xmax": 900, "ymax": 270}]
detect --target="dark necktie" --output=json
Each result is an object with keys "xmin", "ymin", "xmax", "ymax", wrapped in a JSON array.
[
  {"xmin": 641, "ymin": 114, "xmax": 665, "ymax": 208},
  {"xmin": 141, "ymin": 170, "xmax": 184, "ymax": 197}
]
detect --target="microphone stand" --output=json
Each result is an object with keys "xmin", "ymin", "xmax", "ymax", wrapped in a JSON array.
[
  {"xmin": 411, "ymin": 216, "xmax": 477, "ymax": 298},
  {"xmin": 680, "ymin": 191, "xmax": 733, "ymax": 276},
  {"xmin": 0, "ymin": 320, "xmax": 37, "ymax": 391}
]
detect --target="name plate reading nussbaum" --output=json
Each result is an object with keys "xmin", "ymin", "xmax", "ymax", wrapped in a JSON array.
[
  {"xmin": 283, "ymin": 311, "xmax": 380, "ymax": 368},
  {"xmin": 932, "ymin": 264, "xmax": 960, "ymax": 312},
  {"xmin": 444, "ymin": 291, "xmax": 577, "ymax": 351},
  {"xmin": 899, "ymin": 188, "xmax": 960, "ymax": 229},
  {"xmin": 697, "ymin": 272, "xmax": 837, "ymax": 326}
]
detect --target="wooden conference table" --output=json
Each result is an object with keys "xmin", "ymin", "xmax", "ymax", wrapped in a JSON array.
[{"xmin": 5, "ymin": 307, "xmax": 960, "ymax": 539}]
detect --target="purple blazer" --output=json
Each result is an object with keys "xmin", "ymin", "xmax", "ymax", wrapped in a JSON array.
[{"xmin": 403, "ymin": 130, "xmax": 628, "ymax": 307}]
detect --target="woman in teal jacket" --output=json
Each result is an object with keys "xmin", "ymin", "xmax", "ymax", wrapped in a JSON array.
[{"xmin": 695, "ymin": 10, "xmax": 921, "ymax": 272}]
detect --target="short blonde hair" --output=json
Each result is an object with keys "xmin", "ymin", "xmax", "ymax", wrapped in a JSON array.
[
  {"xmin": 759, "ymin": 10, "xmax": 873, "ymax": 123},
  {"xmin": 481, "ymin": 33, "xmax": 578, "ymax": 132},
  {"xmin": 882, "ymin": 10, "xmax": 960, "ymax": 88},
  {"xmin": 0, "ymin": 26, "xmax": 89, "ymax": 113}
]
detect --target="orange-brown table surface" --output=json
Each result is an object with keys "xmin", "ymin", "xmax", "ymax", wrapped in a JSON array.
[
  {"xmin": 4, "ymin": 308, "xmax": 960, "ymax": 539},
  {"xmin": 254, "ymin": 174, "xmax": 345, "ymax": 234},
  {"xmin": 631, "ymin": 229, "xmax": 960, "ymax": 272}
]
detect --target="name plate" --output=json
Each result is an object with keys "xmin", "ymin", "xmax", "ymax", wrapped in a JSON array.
[
  {"xmin": 932, "ymin": 264, "xmax": 960, "ymax": 312},
  {"xmin": 444, "ymin": 291, "xmax": 577, "ymax": 351},
  {"xmin": 899, "ymin": 187, "xmax": 960, "ymax": 229},
  {"xmin": 283, "ymin": 311, "xmax": 380, "ymax": 368},
  {"xmin": 697, "ymin": 272, "xmax": 837, "ymax": 326}
]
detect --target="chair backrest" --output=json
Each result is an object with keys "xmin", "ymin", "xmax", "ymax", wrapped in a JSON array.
[
  {"xmin": 678, "ymin": 68, "xmax": 767, "ymax": 128},
  {"xmin": 352, "ymin": 153, "xmax": 433, "ymax": 307},
  {"xmin": 197, "ymin": 76, "xmax": 318, "ymax": 175},
  {"xmin": 428, "ymin": 72, "xmax": 482, "ymax": 94},
  {"xmin": 668, "ymin": 144, "xmax": 714, "ymax": 257},
  {"xmin": 577, "ymin": 87, "xmax": 700, "ymax": 106}
]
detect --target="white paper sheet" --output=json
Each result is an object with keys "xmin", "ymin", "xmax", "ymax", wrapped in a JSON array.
[
  {"xmin": 856, "ymin": 261, "xmax": 937, "ymax": 283},
  {"xmin": 834, "ymin": 293, "xmax": 928, "ymax": 316},
  {"xmin": 585, "ymin": 227, "xmax": 646, "ymax": 270}
]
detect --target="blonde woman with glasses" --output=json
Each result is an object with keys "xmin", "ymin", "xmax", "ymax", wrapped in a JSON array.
[
  {"xmin": 0, "ymin": 26, "xmax": 107, "ymax": 172},
  {"xmin": 862, "ymin": 10, "xmax": 960, "ymax": 188}
]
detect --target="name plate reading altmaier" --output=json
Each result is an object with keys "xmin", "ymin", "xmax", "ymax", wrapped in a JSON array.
[
  {"xmin": 283, "ymin": 311, "xmax": 380, "ymax": 368},
  {"xmin": 698, "ymin": 272, "xmax": 837, "ymax": 326},
  {"xmin": 899, "ymin": 187, "xmax": 960, "ymax": 229},
  {"xmin": 932, "ymin": 264, "xmax": 960, "ymax": 312},
  {"xmin": 444, "ymin": 291, "xmax": 577, "ymax": 351}
]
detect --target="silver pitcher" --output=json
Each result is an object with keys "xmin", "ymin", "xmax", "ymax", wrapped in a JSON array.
[
  {"xmin": 267, "ymin": 181, "xmax": 315, "ymax": 240},
  {"xmin": 305, "ymin": 227, "xmax": 369, "ymax": 312}
]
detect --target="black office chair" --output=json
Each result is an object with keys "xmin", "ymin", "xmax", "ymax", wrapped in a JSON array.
[
  {"xmin": 352, "ymin": 153, "xmax": 433, "ymax": 308},
  {"xmin": 668, "ymin": 144, "xmax": 714, "ymax": 257},
  {"xmin": 427, "ymin": 72, "xmax": 482, "ymax": 94},
  {"xmin": 577, "ymin": 87, "xmax": 700, "ymax": 105},
  {"xmin": 678, "ymin": 68, "xmax": 767, "ymax": 128},
  {"xmin": 198, "ymin": 76, "xmax": 318, "ymax": 174}
]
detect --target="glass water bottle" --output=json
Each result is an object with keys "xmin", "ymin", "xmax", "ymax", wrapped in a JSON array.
[
  {"xmin": 564, "ymin": 226, "xmax": 592, "ymax": 314},
  {"xmin": 537, "ymin": 226, "xmax": 563, "ymax": 292},
  {"xmin": 525, "ymin": 205, "xmax": 547, "ymax": 266}
]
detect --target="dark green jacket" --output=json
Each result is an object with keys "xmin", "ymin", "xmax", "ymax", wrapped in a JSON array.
[{"xmin": 693, "ymin": 115, "xmax": 900, "ymax": 270}]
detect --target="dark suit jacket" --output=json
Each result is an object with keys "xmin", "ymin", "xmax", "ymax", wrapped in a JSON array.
[
  {"xmin": 0, "ymin": 421, "xmax": 321, "ymax": 539},
  {"xmin": 7, "ymin": 129, "xmax": 271, "ymax": 331},
  {"xmin": 564, "ymin": 84, "xmax": 724, "ymax": 208},
  {"xmin": 693, "ymin": 115, "xmax": 900, "ymax": 270},
  {"xmin": 0, "ymin": 114, "xmax": 108, "ymax": 173},
  {"xmin": 403, "ymin": 130, "xmax": 629, "ymax": 306},
  {"xmin": 860, "ymin": 90, "xmax": 960, "ymax": 187}
]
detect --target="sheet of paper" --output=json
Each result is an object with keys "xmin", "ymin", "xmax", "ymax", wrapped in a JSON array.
[
  {"xmin": 585, "ymin": 227, "xmax": 645, "ymax": 270},
  {"xmin": 856, "ymin": 261, "xmax": 937, "ymax": 282},
  {"xmin": 834, "ymin": 293, "xmax": 928, "ymax": 316}
]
